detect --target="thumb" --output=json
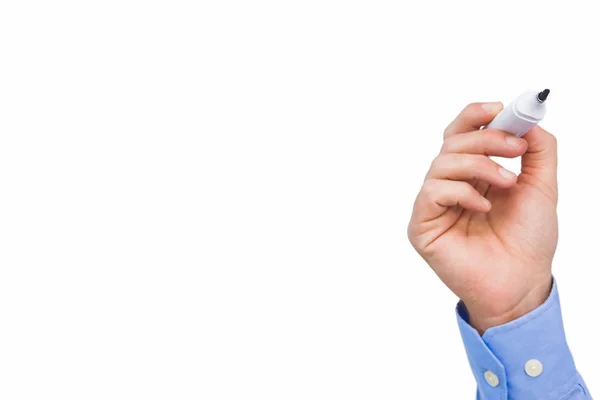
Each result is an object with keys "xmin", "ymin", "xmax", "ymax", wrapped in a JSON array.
[{"xmin": 520, "ymin": 126, "xmax": 558, "ymax": 196}]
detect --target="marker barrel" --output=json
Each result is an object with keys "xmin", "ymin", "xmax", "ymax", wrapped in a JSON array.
[{"xmin": 486, "ymin": 89, "xmax": 548, "ymax": 137}]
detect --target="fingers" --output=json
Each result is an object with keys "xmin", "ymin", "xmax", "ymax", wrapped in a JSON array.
[
  {"xmin": 441, "ymin": 128, "xmax": 528, "ymax": 158},
  {"xmin": 521, "ymin": 126, "xmax": 558, "ymax": 197},
  {"xmin": 444, "ymin": 102, "xmax": 504, "ymax": 138},
  {"xmin": 427, "ymin": 153, "xmax": 518, "ymax": 188},
  {"xmin": 413, "ymin": 179, "xmax": 491, "ymax": 223}
]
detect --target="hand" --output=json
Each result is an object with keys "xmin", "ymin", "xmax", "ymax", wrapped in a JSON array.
[{"xmin": 408, "ymin": 102, "xmax": 558, "ymax": 334}]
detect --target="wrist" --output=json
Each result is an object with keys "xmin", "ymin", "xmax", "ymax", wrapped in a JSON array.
[{"xmin": 465, "ymin": 276, "xmax": 553, "ymax": 335}]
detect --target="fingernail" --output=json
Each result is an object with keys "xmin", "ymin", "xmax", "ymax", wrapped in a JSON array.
[
  {"xmin": 481, "ymin": 197, "xmax": 491, "ymax": 209},
  {"xmin": 482, "ymin": 102, "xmax": 503, "ymax": 113},
  {"xmin": 498, "ymin": 166, "xmax": 516, "ymax": 180},
  {"xmin": 505, "ymin": 135, "xmax": 522, "ymax": 148}
]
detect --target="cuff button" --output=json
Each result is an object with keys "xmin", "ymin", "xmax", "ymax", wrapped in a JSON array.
[
  {"xmin": 484, "ymin": 370, "xmax": 499, "ymax": 387},
  {"xmin": 525, "ymin": 359, "xmax": 543, "ymax": 377}
]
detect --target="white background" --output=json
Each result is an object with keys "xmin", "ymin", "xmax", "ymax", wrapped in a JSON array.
[{"xmin": 0, "ymin": 0, "xmax": 598, "ymax": 398}]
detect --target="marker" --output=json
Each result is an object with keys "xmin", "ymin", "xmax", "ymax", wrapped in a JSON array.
[{"xmin": 486, "ymin": 89, "xmax": 550, "ymax": 137}]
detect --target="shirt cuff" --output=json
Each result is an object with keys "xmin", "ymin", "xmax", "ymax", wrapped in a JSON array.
[{"xmin": 456, "ymin": 279, "xmax": 589, "ymax": 400}]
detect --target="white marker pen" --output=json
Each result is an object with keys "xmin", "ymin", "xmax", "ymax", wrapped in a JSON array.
[{"xmin": 486, "ymin": 89, "xmax": 550, "ymax": 137}]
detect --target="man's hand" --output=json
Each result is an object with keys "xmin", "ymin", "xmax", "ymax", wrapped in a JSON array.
[{"xmin": 408, "ymin": 102, "xmax": 558, "ymax": 334}]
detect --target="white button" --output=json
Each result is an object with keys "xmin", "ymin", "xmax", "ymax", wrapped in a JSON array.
[
  {"xmin": 525, "ymin": 359, "xmax": 543, "ymax": 377},
  {"xmin": 484, "ymin": 370, "xmax": 499, "ymax": 387}
]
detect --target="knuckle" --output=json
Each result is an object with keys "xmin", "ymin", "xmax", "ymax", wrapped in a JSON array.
[
  {"xmin": 407, "ymin": 224, "xmax": 417, "ymax": 246},
  {"xmin": 440, "ymin": 137, "xmax": 455, "ymax": 153},
  {"xmin": 463, "ymin": 102, "xmax": 481, "ymax": 114},
  {"xmin": 407, "ymin": 225, "xmax": 428, "ymax": 254},
  {"xmin": 421, "ymin": 179, "xmax": 437, "ymax": 198},
  {"xmin": 457, "ymin": 154, "xmax": 475, "ymax": 170},
  {"xmin": 460, "ymin": 154, "xmax": 488, "ymax": 175},
  {"xmin": 443, "ymin": 124, "xmax": 454, "ymax": 138},
  {"xmin": 429, "ymin": 155, "xmax": 444, "ymax": 172}
]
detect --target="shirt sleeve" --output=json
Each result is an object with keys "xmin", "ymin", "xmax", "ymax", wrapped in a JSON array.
[{"xmin": 456, "ymin": 279, "xmax": 591, "ymax": 400}]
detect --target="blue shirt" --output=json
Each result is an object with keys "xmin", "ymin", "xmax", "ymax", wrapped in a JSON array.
[{"xmin": 456, "ymin": 280, "xmax": 591, "ymax": 399}]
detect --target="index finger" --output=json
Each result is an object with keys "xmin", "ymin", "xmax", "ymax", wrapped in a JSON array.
[{"xmin": 443, "ymin": 102, "xmax": 504, "ymax": 139}]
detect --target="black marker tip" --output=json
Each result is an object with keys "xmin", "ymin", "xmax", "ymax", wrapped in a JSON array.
[{"xmin": 537, "ymin": 88, "xmax": 550, "ymax": 103}]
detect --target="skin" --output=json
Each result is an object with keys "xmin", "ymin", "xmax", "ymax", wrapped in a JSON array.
[{"xmin": 407, "ymin": 102, "xmax": 558, "ymax": 334}]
